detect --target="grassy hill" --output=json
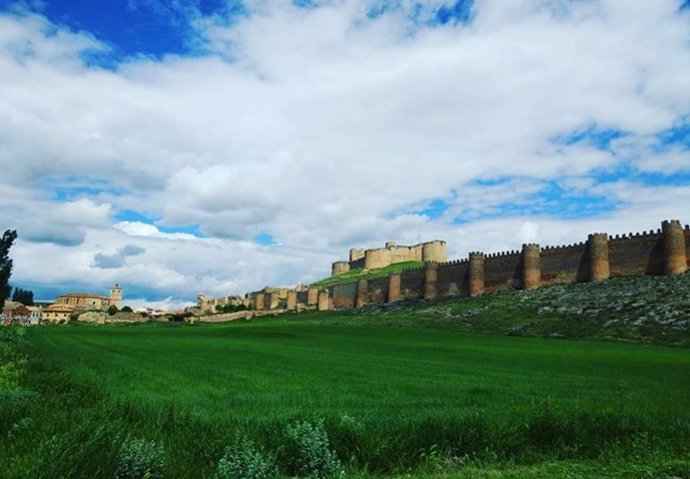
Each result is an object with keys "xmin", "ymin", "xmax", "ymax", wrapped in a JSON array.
[
  {"xmin": 310, "ymin": 261, "xmax": 423, "ymax": 288},
  {"xmin": 319, "ymin": 271, "xmax": 690, "ymax": 347}
]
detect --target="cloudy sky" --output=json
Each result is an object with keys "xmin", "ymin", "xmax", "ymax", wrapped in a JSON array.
[{"xmin": 1, "ymin": 0, "xmax": 689, "ymax": 309}]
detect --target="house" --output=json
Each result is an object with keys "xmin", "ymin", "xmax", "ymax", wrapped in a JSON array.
[
  {"xmin": 42, "ymin": 304, "xmax": 75, "ymax": 323},
  {"xmin": 1, "ymin": 301, "xmax": 30, "ymax": 325}
]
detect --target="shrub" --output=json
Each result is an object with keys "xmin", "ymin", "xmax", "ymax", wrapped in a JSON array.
[
  {"xmin": 285, "ymin": 419, "xmax": 345, "ymax": 478},
  {"xmin": 121, "ymin": 306, "xmax": 133, "ymax": 313},
  {"xmin": 215, "ymin": 436, "xmax": 276, "ymax": 479},
  {"xmin": 115, "ymin": 436, "xmax": 164, "ymax": 479},
  {"xmin": 108, "ymin": 305, "xmax": 119, "ymax": 316}
]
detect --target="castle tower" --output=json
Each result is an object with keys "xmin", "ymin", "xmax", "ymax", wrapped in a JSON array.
[
  {"xmin": 588, "ymin": 233, "xmax": 610, "ymax": 281},
  {"xmin": 662, "ymin": 220, "xmax": 688, "ymax": 275},
  {"xmin": 422, "ymin": 240, "xmax": 447, "ymax": 263},
  {"xmin": 387, "ymin": 274, "xmax": 401, "ymax": 303},
  {"xmin": 109, "ymin": 284, "xmax": 123, "ymax": 309},
  {"xmin": 423, "ymin": 262, "xmax": 438, "ymax": 300},
  {"xmin": 356, "ymin": 280, "xmax": 368, "ymax": 308},
  {"xmin": 331, "ymin": 261, "xmax": 350, "ymax": 277},
  {"xmin": 522, "ymin": 244, "xmax": 541, "ymax": 290},
  {"xmin": 469, "ymin": 252, "xmax": 485, "ymax": 297}
]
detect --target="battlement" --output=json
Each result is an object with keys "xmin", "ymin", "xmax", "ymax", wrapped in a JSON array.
[
  {"xmin": 331, "ymin": 239, "xmax": 448, "ymax": 276},
  {"xmin": 197, "ymin": 218, "xmax": 688, "ymax": 318}
]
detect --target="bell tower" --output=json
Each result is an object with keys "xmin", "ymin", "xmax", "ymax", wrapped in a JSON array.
[{"xmin": 109, "ymin": 284, "xmax": 123, "ymax": 308}]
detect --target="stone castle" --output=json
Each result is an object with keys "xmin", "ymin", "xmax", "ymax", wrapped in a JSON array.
[
  {"xmin": 331, "ymin": 240, "xmax": 447, "ymax": 276},
  {"xmin": 197, "ymin": 219, "xmax": 689, "ymax": 316}
]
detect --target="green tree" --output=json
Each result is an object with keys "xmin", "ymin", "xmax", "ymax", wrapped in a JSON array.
[
  {"xmin": 0, "ymin": 229, "xmax": 18, "ymax": 310},
  {"xmin": 11, "ymin": 287, "xmax": 34, "ymax": 306},
  {"xmin": 108, "ymin": 304, "xmax": 118, "ymax": 316}
]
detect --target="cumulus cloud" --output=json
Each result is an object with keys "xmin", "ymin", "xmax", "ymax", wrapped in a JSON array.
[
  {"xmin": 93, "ymin": 244, "xmax": 146, "ymax": 269},
  {"xmin": 1, "ymin": 0, "xmax": 689, "ymax": 304}
]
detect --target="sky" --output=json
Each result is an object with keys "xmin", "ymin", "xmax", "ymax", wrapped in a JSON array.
[{"xmin": 1, "ymin": 0, "xmax": 689, "ymax": 310}]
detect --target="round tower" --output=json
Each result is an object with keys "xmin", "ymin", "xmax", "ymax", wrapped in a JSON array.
[
  {"xmin": 422, "ymin": 240, "xmax": 447, "ymax": 263},
  {"xmin": 364, "ymin": 248, "xmax": 391, "ymax": 270},
  {"xmin": 331, "ymin": 261, "xmax": 350, "ymax": 277},
  {"xmin": 423, "ymin": 262, "xmax": 438, "ymax": 300},
  {"xmin": 588, "ymin": 233, "xmax": 610, "ymax": 281},
  {"xmin": 522, "ymin": 244, "xmax": 541, "ymax": 290},
  {"xmin": 109, "ymin": 284, "xmax": 123, "ymax": 309},
  {"xmin": 468, "ymin": 252, "xmax": 485, "ymax": 297},
  {"xmin": 662, "ymin": 220, "xmax": 688, "ymax": 275}
]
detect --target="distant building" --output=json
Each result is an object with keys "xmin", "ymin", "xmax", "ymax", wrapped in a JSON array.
[
  {"xmin": 27, "ymin": 306, "xmax": 42, "ymax": 325},
  {"xmin": 1, "ymin": 301, "xmax": 30, "ymax": 325},
  {"xmin": 42, "ymin": 304, "xmax": 75, "ymax": 323},
  {"xmin": 54, "ymin": 284, "xmax": 123, "ymax": 311}
]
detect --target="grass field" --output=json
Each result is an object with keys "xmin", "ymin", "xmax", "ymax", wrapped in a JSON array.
[{"xmin": 2, "ymin": 311, "xmax": 690, "ymax": 478}]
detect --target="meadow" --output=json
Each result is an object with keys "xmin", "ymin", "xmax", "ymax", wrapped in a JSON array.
[{"xmin": 2, "ymin": 309, "xmax": 690, "ymax": 478}]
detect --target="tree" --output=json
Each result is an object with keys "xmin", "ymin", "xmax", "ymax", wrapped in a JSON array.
[
  {"xmin": 11, "ymin": 287, "xmax": 34, "ymax": 306},
  {"xmin": 108, "ymin": 304, "xmax": 118, "ymax": 316},
  {"xmin": 121, "ymin": 306, "xmax": 133, "ymax": 313},
  {"xmin": 0, "ymin": 229, "xmax": 17, "ymax": 310}
]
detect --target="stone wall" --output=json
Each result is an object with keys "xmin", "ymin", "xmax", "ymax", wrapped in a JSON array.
[
  {"xmin": 311, "ymin": 219, "xmax": 688, "ymax": 311},
  {"xmin": 608, "ymin": 230, "xmax": 664, "ymax": 276},
  {"xmin": 200, "ymin": 219, "xmax": 688, "ymax": 316},
  {"xmin": 540, "ymin": 243, "xmax": 588, "ymax": 286},
  {"xmin": 332, "ymin": 240, "xmax": 448, "ymax": 276}
]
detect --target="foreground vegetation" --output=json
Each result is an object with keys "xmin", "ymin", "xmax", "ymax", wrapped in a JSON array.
[{"xmin": 1, "ymin": 273, "xmax": 690, "ymax": 478}]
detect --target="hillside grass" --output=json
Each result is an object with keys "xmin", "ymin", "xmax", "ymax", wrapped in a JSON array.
[
  {"xmin": 2, "ymin": 307, "xmax": 689, "ymax": 477},
  {"xmin": 310, "ymin": 261, "xmax": 424, "ymax": 289}
]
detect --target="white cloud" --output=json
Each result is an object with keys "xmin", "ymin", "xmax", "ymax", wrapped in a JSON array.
[{"xmin": 1, "ymin": 0, "xmax": 689, "ymax": 303}]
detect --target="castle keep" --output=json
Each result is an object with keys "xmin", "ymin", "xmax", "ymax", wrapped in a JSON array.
[
  {"xmin": 331, "ymin": 240, "xmax": 447, "ymax": 276},
  {"xmin": 198, "ymin": 219, "xmax": 689, "ymax": 315}
]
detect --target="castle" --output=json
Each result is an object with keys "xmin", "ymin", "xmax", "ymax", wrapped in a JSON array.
[
  {"xmin": 331, "ymin": 240, "xmax": 447, "ymax": 276},
  {"xmin": 197, "ymin": 219, "xmax": 689, "ymax": 316}
]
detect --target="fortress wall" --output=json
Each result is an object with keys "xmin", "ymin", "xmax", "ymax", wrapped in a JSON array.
[
  {"xmin": 483, "ymin": 251, "xmax": 523, "ymax": 293},
  {"xmin": 367, "ymin": 277, "xmax": 389, "ymax": 304},
  {"xmin": 540, "ymin": 243, "xmax": 588, "ymax": 286},
  {"xmin": 436, "ymin": 260, "xmax": 470, "ymax": 297},
  {"xmin": 331, "ymin": 283, "xmax": 356, "ymax": 309},
  {"xmin": 296, "ymin": 291, "xmax": 309, "ymax": 306},
  {"xmin": 608, "ymin": 231, "xmax": 664, "ymax": 276},
  {"xmin": 349, "ymin": 257, "xmax": 365, "ymax": 270},
  {"xmin": 389, "ymin": 245, "xmax": 422, "ymax": 263},
  {"xmin": 400, "ymin": 267, "xmax": 425, "ymax": 299},
  {"xmin": 685, "ymin": 225, "xmax": 690, "ymax": 268}
]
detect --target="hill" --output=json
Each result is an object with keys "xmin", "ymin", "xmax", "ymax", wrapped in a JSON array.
[
  {"xmin": 311, "ymin": 271, "xmax": 690, "ymax": 347},
  {"xmin": 310, "ymin": 261, "xmax": 424, "ymax": 288}
]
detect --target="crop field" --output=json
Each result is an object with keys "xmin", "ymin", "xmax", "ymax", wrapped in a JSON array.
[{"xmin": 2, "ymin": 310, "xmax": 690, "ymax": 478}]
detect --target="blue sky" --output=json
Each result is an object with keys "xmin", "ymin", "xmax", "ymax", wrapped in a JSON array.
[{"xmin": 1, "ymin": 0, "xmax": 689, "ymax": 307}]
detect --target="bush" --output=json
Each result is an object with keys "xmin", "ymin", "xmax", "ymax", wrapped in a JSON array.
[
  {"xmin": 108, "ymin": 305, "xmax": 118, "ymax": 316},
  {"xmin": 115, "ymin": 436, "xmax": 164, "ymax": 479},
  {"xmin": 285, "ymin": 419, "xmax": 345, "ymax": 478},
  {"xmin": 215, "ymin": 436, "xmax": 276, "ymax": 479},
  {"xmin": 121, "ymin": 306, "xmax": 133, "ymax": 313}
]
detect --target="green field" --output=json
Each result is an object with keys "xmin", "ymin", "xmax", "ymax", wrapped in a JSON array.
[{"xmin": 2, "ymin": 308, "xmax": 690, "ymax": 478}]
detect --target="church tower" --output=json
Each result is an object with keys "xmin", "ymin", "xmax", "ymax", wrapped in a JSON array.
[{"xmin": 109, "ymin": 284, "xmax": 123, "ymax": 309}]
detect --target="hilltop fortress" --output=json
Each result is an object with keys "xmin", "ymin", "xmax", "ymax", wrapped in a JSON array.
[
  {"xmin": 197, "ymin": 219, "xmax": 690, "ymax": 316},
  {"xmin": 331, "ymin": 240, "xmax": 447, "ymax": 276}
]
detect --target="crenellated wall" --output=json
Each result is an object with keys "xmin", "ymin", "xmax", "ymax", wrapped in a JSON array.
[
  {"xmin": 331, "ymin": 240, "xmax": 448, "ymax": 276},
  {"xmin": 540, "ymin": 243, "xmax": 588, "ymax": 286},
  {"xmin": 313, "ymin": 219, "xmax": 688, "ymax": 311},
  {"xmin": 483, "ymin": 251, "xmax": 523, "ymax": 293},
  {"xmin": 201, "ymin": 219, "xmax": 688, "ymax": 316}
]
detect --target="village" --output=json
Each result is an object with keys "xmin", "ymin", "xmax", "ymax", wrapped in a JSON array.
[{"xmin": 0, "ymin": 284, "xmax": 169, "ymax": 326}]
